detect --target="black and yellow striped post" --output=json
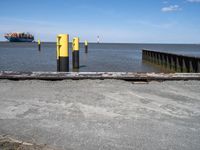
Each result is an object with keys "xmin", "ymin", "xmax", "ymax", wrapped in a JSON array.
[
  {"xmin": 85, "ymin": 40, "xmax": 88, "ymax": 53},
  {"xmin": 57, "ymin": 34, "xmax": 69, "ymax": 72},
  {"xmin": 38, "ymin": 40, "xmax": 41, "ymax": 51},
  {"xmin": 72, "ymin": 37, "xmax": 80, "ymax": 69}
]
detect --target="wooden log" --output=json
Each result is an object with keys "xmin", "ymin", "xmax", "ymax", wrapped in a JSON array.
[{"xmin": 0, "ymin": 71, "xmax": 200, "ymax": 81}]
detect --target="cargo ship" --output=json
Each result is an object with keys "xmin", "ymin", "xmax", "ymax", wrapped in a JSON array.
[{"xmin": 4, "ymin": 32, "xmax": 34, "ymax": 42}]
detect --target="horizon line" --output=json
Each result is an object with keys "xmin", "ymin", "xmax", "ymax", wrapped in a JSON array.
[{"xmin": 0, "ymin": 41, "xmax": 199, "ymax": 45}]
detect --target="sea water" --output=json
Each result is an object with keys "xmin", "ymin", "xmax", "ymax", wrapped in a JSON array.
[{"xmin": 0, "ymin": 42, "xmax": 199, "ymax": 72}]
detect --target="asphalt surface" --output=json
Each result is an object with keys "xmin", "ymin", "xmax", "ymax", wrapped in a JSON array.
[{"xmin": 0, "ymin": 80, "xmax": 200, "ymax": 150}]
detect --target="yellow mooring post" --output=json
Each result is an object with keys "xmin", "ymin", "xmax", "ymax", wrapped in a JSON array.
[
  {"xmin": 38, "ymin": 40, "xmax": 41, "ymax": 51},
  {"xmin": 72, "ymin": 37, "xmax": 80, "ymax": 69},
  {"xmin": 84, "ymin": 40, "xmax": 88, "ymax": 53},
  {"xmin": 57, "ymin": 34, "xmax": 69, "ymax": 72},
  {"xmin": 56, "ymin": 37, "xmax": 60, "ymax": 71}
]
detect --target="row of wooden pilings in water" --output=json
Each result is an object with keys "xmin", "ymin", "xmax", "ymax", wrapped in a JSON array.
[
  {"xmin": 56, "ymin": 34, "xmax": 88, "ymax": 72},
  {"xmin": 142, "ymin": 49, "xmax": 200, "ymax": 73}
]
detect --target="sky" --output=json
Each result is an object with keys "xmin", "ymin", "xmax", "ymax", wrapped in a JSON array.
[{"xmin": 0, "ymin": 0, "xmax": 200, "ymax": 43}]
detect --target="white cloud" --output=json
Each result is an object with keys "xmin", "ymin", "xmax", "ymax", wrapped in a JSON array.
[
  {"xmin": 161, "ymin": 5, "xmax": 181, "ymax": 12},
  {"xmin": 187, "ymin": 0, "xmax": 200, "ymax": 2}
]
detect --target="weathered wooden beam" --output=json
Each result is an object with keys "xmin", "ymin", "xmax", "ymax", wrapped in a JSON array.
[{"xmin": 0, "ymin": 71, "xmax": 200, "ymax": 81}]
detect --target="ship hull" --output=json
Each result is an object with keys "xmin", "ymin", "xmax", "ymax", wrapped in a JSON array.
[{"xmin": 5, "ymin": 37, "xmax": 34, "ymax": 42}]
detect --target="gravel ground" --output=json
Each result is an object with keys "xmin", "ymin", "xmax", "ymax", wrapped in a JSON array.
[{"xmin": 0, "ymin": 80, "xmax": 200, "ymax": 150}]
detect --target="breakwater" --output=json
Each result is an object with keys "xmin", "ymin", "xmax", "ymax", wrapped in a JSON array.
[{"xmin": 142, "ymin": 49, "xmax": 200, "ymax": 73}]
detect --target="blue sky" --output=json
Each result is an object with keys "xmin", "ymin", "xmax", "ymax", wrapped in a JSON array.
[{"xmin": 0, "ymin": 0, "xmax": 200, "ymax": 43}]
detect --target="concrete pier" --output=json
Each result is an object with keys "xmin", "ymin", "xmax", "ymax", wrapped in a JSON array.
[
  {"xmin": 0, "ymin": 80, "xmax": 200, "ymax": 150},
  {"xmin": 142, "ymin": 49, "xmax": 200, "ymax": 73}
]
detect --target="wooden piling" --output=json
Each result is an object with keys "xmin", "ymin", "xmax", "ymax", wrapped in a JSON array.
[{"xmin": 142, "ymin": 49, "xmax": 200, "ymax": 73}]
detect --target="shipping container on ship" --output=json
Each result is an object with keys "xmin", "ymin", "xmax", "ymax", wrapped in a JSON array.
[{"xmin": 4, "ymin": 32, "xmax": 34, "ymax": 42}]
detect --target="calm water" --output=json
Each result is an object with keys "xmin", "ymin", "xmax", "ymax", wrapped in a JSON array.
[{"xmin": 0, "ymin": 42, "xmax": 200, "ymax": 72}]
